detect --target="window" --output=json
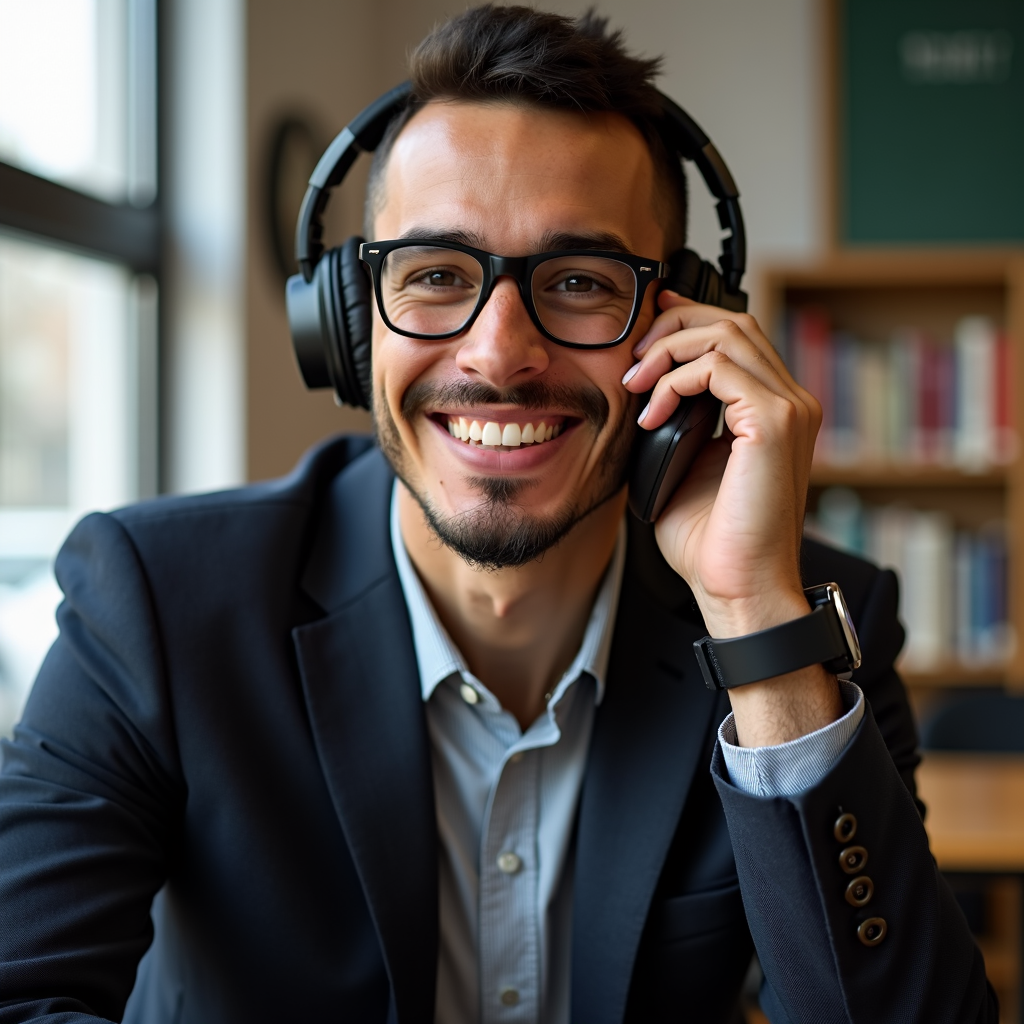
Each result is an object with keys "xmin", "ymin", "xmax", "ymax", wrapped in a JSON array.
[{"xmin": 0, "ymin": 0, "xmax": 159, "ymax": 739}]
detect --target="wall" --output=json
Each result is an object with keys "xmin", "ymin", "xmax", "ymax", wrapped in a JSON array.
[{"xmin": 245, "ymin": 0, "xmax": 824, "ymax": 482}]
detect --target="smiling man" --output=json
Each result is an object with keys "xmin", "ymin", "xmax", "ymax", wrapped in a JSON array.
[{"xmin": 0, "ymin": 6, "xmax": 997, "ymax": 1024}]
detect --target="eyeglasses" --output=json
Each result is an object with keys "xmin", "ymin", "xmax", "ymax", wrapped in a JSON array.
[{"xmin": 358, "ymin": 239, "xmax": 667, "ymax": 349}]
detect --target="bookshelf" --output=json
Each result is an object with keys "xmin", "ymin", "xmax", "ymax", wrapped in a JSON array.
[{"xmin": 761, "ymin": 250, "xmax": 1024, "ymax": 693}]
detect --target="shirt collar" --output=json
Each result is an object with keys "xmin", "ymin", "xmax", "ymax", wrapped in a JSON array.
[{"xmin": 389, "ymin": 479, "xmax": 626, "ymax": 706}]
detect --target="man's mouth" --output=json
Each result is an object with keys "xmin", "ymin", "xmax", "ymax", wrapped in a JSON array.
[{"xmin": 437, "ymin": 414, "xmax": 567, "ymax": 449}]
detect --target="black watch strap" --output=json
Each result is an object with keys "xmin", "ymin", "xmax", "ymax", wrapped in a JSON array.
[{"xmin": 693, "ymin": 603, "xmax": 851, "ymax": 691}]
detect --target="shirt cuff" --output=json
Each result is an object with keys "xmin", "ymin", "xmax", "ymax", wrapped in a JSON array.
[{"xmin": 717, "ymin": 680, "xmax": 864, "ymax": 798}]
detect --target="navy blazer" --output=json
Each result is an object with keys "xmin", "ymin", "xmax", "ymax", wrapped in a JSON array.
[{"xmin": 0, "ymin": 438, "xmax": 996, "ymax": 1023}]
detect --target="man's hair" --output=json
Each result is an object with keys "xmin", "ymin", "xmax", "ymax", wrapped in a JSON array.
[{"xmin": 365, "ymin": 5, "xmax": 688, "ymax": 254}]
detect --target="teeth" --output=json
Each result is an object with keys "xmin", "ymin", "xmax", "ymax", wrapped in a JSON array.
[
  {"xmin": 445, "ymin": 416, "xmax": 564, "ymax": 447},
  {"xmin": 501, "ymin": 423, "xmax": 522, "ymax": 447}
]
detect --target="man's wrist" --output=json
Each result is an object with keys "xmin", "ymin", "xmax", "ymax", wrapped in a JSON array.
[{"xmin": 696, "ymin": 587, "xmax": 811, "ymax": 641}]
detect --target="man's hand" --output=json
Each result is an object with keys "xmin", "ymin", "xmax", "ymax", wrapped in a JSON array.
[{"xmin": 622, "ymin": 291, "xmax": 843, "ymax": 746}]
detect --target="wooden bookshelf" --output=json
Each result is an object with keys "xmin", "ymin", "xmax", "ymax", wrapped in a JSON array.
[
  {"xmin": 810, "ymin": 465, "xmax": 1007, "ymax": 489},
  {"xmin": 762, "ymin": 250, "xmax": 1024, "ymax": 690}
]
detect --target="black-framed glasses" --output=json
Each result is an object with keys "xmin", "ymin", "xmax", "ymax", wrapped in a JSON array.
[{"xmin": 358, "ymin": 239, "xmax": 667, "ymax": 349}]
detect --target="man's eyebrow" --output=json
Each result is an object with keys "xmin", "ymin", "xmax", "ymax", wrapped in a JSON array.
[
  {"xmin": 538, "ymin": 230, "xmax": 633, "ymax": 254},
  {"xmin": 394, "ymin": 227, "xmax": 634, "ymax": 255},
  {"xmin": 397, "ymin": 227, "xmax": 487, "ymax": 247}
]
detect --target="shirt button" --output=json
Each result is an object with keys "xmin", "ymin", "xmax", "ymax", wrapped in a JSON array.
[
  {"xmin": 500, "ymin": 988, "xmax": 520, "ymax": 1006},
  {"xmin": 459, "ymin": 682, "xmax": 479, "ymax": 705},
  {"xmin": 508, "ymin": 752, "xmax": 524, "ymax": 764},
  {"xmin": 497, "ymin": 851, "xmax": 522, "ymax": 874}
]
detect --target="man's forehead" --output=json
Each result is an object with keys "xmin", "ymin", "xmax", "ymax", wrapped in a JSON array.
[{"xmin": 375, "ymin": 99, "xmax": 662, "ymax": 252}]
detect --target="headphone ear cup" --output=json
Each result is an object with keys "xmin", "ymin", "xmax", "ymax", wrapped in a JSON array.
[
  {"xmin": 663, "ymin": 247, "xmax": 747, "ymax": 313},
  {"xmin": 664, "ymin": 247, "xmax": 719, "ymax": 305},
  {"xmin": 339, "ymin": 236, "xmax": 373, "ymax": 409},
  {"xmin": 316, "ymin": 238, "xmax": 372, "ymax": 409}
]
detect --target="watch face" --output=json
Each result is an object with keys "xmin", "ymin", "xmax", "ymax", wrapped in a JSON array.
[{"xmin": 824, "ymin": 582, "xmax": 863, "ymax": 671}]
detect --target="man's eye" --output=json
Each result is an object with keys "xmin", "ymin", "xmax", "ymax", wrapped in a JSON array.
[
  {"xmin": 554, "ymin": 273, "xmax": 609, "ymax": 294},
  {"xmin": 411, "ymin": 268, "xmax": 465, "ymax": 288}
]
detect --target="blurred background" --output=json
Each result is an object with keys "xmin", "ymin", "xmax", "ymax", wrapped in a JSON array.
[{"xmin": 0, "ymin": 1, "xmax": 1021, "ymax": 1020}]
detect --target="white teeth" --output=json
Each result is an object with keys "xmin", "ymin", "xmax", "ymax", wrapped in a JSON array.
[
  {"xmin": 501, "ymin": 423, "xmax": 522, "ymax": 447},
  {"xmin": 445, "ymin": 417, "xmax": 563, "ymax": 446}
]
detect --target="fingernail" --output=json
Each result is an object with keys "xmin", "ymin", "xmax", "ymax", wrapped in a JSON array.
[
  {"xmin": 621, "ymin": 362, "xmax": 640, "ymax": 385},
  {"xmin": 637, "ymin": 402, "xmax": 650, "ymax": 425},
  {"xmin": 632, "ymin": 334, "xmax": 652, "ymax": 357}
]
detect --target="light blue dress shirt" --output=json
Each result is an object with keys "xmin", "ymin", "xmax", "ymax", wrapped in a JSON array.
[{"xmin": 389, "ymin": 482, "xmax": 864, "ymax": 1024}]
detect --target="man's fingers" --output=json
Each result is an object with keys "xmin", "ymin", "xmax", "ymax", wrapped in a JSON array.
[
  {"xmin": 635, "ymin": 291, "xmax": 792, "ymax": 381},
  {"xmin": 624, "ymin": 319, "xmax": 788, "ymax": 400},
  {"xmin": 636, "ymin": 350, "xmax": 815, "ymax": 457}
]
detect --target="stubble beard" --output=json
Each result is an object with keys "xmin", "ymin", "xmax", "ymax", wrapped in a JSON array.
[{"xmin": 375, "ymin": 378, "xmax": 637, "ymax": 570}]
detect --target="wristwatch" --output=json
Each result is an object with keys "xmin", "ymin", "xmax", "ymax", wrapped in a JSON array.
[{"xmin": 693, "ymin": 582, "xmax": 863, "ymax": 691}]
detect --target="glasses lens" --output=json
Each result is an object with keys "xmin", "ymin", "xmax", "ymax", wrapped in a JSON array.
[
  {"xmin": 380, "ymin": 246, "xmax": 484, "ymax": 337},
  {"xmin": 531, "ymin": 256, "xmax": 638, "ymax": 345}
]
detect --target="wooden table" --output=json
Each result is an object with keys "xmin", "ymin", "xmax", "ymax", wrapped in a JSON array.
[
  {"xmin": 918, "ymin": 755, "xmax": 1024, "ymax": 872},
  {"xmin": 918, "ymin": 755, "xmax": 1024, "ymax": 1022}
]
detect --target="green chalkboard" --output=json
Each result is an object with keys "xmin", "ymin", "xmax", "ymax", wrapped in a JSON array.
[{"xmin": 842, "ymin": 0, "xmax": 1024, "ymax": 244}]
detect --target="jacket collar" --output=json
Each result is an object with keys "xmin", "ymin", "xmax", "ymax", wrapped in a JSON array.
[
  {"xmin": 293, "ymin": 446, "xmax": 438, "ymax": 1024},
  {"xmin": 570, "ymin": 515, "xmax": 726, "ymax": 1024}
]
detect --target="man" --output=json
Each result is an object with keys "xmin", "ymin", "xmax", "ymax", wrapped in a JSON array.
[{"xmin": 0, "ymin": 7, "xmax": 996, "ymax": 1023}]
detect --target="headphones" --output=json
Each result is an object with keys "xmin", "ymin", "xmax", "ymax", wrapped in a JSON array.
[{"xmin": 286, "ymin": 81, "xmax": 747, "ymax": 410}]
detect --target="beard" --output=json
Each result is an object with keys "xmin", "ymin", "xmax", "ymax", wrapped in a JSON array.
[{"xmin": 375, "ymin": 377, "xmax": 636, "ymax": 570}]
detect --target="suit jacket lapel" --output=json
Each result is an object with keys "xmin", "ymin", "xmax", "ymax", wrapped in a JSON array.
[
  {"xmin": 292, "ymin": 448, "xmax": 437, "ymax": 1024},
  {"xmin": 571, "ymin": 518, "xmax": 725, "ymax": 1024}
]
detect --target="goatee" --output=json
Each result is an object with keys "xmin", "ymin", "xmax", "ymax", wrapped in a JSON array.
[{"xmin": 375, "ymin": 378, "xmax": 635, "ymax": 570}]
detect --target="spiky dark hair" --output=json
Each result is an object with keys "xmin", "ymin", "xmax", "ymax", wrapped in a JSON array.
[{"xmin": 365, "ymin": 5, "xmax": 687, "ymax": 251}]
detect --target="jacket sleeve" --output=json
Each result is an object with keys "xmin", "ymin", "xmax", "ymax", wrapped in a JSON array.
[
  {"xmin": 711, "ymin": 567, "xmax": 999, "ymax": 1024},
  {"xmin": 0, "ymin": 513, "xmax": 184, "ymax": 1023}
]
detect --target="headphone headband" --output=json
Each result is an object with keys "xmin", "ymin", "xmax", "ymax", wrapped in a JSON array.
[{"xmin": 295, "ymin": 81, "xmax": 746, "ymax": 294}]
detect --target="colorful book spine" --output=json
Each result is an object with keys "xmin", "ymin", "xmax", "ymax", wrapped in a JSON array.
[
  {"xmin": 807, "ymin": 488, "xmax": 1013, "ymax": 671},
  {"xmin": 783, "ymin": 311, "xmax": 1016, "ymax": 468}
]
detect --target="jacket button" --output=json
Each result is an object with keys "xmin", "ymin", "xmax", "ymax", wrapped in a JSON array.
[
  {"xmin": 833, "ymin": 812, "xmax": 857, "ymax": 843},
  {"xmin": 857, "ymin": 917, "xmax": 887, "ymax": 946},
  {"xmin": 838, "ymin": 845, "xmax": 868, "ymax": 874},
  {"xmin": 845, "ymin": 875, "xmax": 874, "ymax": 907}
]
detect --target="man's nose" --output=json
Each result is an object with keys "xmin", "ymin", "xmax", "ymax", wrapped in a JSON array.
[{"xmin": 454, "ymin": 277, "xmax": 549, "ymax": 388}]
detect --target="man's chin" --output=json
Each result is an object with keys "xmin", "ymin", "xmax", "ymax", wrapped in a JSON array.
[
  {"xmin": 415, "ymin": 489, "xmax": 581, "ymax": 571},
  {"xmin": 375, "ymin": 377, "xmax": 636, "ymax": 569}
]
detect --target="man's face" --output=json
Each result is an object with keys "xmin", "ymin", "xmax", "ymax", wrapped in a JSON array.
[{"xmin": 372, "ymin": 100, "xmax": 666, "ymax": 568}]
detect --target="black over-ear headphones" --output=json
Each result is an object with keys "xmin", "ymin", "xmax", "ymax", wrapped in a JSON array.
[{"xmin": 286, "ymin": 81, "xmax": 747, "ymax": 410}]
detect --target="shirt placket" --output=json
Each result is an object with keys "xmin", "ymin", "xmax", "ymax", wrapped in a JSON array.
[{"xmin": 478, "ymin": 741, "xmax": 541, "ymax": 1024}]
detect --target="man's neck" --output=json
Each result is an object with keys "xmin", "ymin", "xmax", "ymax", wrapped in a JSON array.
[{"xmin": 398, "ymin": 483, "xmax": 627, "ymax": 729}]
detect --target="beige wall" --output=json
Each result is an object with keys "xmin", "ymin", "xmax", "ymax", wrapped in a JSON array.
[{"xmin": 245, "ymin": 1, "xmax": 823, "ymax": 482}]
